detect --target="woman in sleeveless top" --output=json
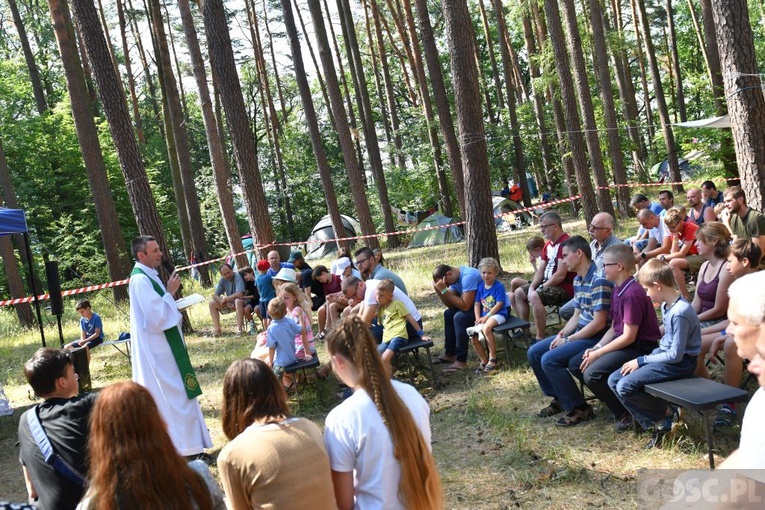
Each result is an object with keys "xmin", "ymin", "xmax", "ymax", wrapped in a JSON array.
[{"xmin": 691, "ymin": 223, "xmax": 734, "ymax": 327}]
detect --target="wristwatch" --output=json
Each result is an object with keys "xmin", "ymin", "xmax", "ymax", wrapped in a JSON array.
[{"xmin": 641, "ymin": 252, "xmax": 647, "ymax": 259}]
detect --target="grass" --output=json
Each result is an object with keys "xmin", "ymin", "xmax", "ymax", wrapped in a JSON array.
[{"xmin": 0, "ymin": 216, "xmax": 746, "ymax": 508}]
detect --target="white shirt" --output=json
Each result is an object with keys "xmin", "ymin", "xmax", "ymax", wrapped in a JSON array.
[
  {"xmin": 734, "ymin": 387, "xmax": 765, "ymax": 470},
  {"xmin": 324, "ymin": 380, "xmax": 431, "ymax": 510},
  {"xmin": 648, "ymin": 219, "xmax": 669, "ymax": 245},
  {"xmin": 362, "ymin": 279, "xmax": 422, "ymax": 322}
]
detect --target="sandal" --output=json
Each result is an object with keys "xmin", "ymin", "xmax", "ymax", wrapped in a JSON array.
[
  {"xmin": 473, "ymin": 362, "xmax": 487, "ymax": 374},
  {"xmin": 441, "ymin": 364, "xmax": 465, "ymax": 374},
  {"xmin": 483, "ymin": 358, "xmax": 498, "ymax": 372},
  {"xmin": 432, "ymin": 355, "xmax": 456, "ymax": 365},
  {"xmin": 555, "ymin": 405, "xmax": 594, "ymax": 427},
  {"xmin": 537, "ymin": 399, "xmax": 563, "ymax": 417}
]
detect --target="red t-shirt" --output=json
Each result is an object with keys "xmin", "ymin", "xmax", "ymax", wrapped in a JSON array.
[
  {"xmin": 322, "ymin": 274, "xmax": 342, "ymax": 295},
  {"xmin": 541, "ymin": 233, "xmax": 575, "ymax": 297},
  {"xmin": 675, "ymin": 221, "xmax": 699, "ymax": 255}
]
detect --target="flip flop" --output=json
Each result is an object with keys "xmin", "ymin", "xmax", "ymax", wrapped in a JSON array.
[
  {"xmin": 432, "ymin": 355, "xmax": 456, "ymax": 365},
  {"xmin": 441, "ymin": 364, "xmax": 465, "ymax": 374}
]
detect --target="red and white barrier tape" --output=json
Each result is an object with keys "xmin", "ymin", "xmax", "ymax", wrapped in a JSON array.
[{"xmin": 0, "ymin": 176, "xmax": 740, "ymax": 307}]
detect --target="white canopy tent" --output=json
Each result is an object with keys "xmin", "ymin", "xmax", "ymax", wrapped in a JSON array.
[{"xmin": 673, "ymin": 114, "xmax": 731, "ymax": 129}]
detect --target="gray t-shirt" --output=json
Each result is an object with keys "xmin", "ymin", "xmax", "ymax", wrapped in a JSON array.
[
  {"xmin": 215, "ymin": 272, "xmax": 245, "ymax": 297},
  {"xmin": 369, "ymin": 265, "xmax": 408, "ymax": 295}
]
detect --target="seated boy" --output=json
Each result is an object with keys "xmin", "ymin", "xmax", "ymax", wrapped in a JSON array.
[
  {"xmin": 509, "ymin": 236, "xmax": 544, "ymax": 296},
  {"xmin": 467, "ymin": 257, "xmax": 508, "ymax": 373},
  {"xmin": 238, "ymin": 266, "xmax": 261, "ymax": 334},
  {"xmin": 607, "ymin": 259, "xmax": 702, "ymax": 448},
  {"xmin": 256, "ymin": 259, "xmax": 275, "ymax": 329},
  {"xmin": 266, "ymin": 297, "xmax": 301, "ymax": 390},
  {"xmin": 312, "ymin": 265, "xmax": 346, "ymax": 339},
  {"xmin": 64, "ymin": 299, "xmax": 104, "ymax": 362},
  {"xmin": 375, "ymin": 279, "xmax": 427, "ymax": 377},
  {"xmin": 574, "ymin": 244, "xmax": 661, "ymax": 433}
]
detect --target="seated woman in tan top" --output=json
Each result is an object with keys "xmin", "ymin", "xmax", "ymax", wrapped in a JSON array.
[{"xmin": 218, "ymin": 358, "xmax": 337, "ymax": 510}]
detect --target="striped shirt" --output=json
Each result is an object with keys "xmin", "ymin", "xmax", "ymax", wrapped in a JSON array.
[
  {"xmin": 591, "ymin": 234, "xmax": 621, "ymax": 277},
  {"xmin": 573, "ymin": 261, "xmax": 613, "ymax": 329}
]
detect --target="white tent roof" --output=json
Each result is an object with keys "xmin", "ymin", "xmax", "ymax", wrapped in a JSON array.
[{"xmin": 673, "ymin": 114, "xmax": 730, "ymax": 129}]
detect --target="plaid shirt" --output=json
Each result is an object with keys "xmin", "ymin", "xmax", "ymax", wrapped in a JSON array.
[
  {"xmin": 591, "ymin": 234, "xmax": 621, "ymax": 277},
  {"xmin": 574, "ymin": 261, "xmax": 613, "ymax": 329}
]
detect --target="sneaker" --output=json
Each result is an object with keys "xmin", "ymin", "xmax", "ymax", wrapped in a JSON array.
[
  {"xmin": 714, "ymin": 404, "xmax": 737, "ymax": 428},
  {"xmin": 555, "ymin": 404, "xmax": 595, "ymax": 427},
  {"xmin": 645, "ymin": 428, "xmax": 670, "ymax": 449},
  {"xmin": 615, "ymin": 414, "xmax": 633, "ymax": 433}
]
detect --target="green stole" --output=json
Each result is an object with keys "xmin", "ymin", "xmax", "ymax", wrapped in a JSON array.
[{"xmin": 131, "ymin": 267, "xmax": 202, "ymax": 399}]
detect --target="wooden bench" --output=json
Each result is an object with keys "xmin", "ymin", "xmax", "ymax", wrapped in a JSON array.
[
  {"xmin": 284, "ymin": 355, "xmax": 321, "ymax": 402},
  {"xmin": 395, "ymin": 337, "xmax": 436, "ymax": 390},
  {"xmin": 644, "ymin": 376, "xmax": 750, "ymax": 469},
  {"xmin": 489, "ymin": 316, "xmax": 532, "ymax": 366}
]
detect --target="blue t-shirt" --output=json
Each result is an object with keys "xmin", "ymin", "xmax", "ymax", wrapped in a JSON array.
[
  {"xmin": 450, "ymin": 266, "xmax": 482, "ymax": 295},
  {"xmin": 256, "ymin": 273, "xmax": 276, "ymax": 303},
  {"xmin": 266, "ymin": 317, "xmax": 301, "ymax": 367},
  {"xmin": 369, "ymin": 265, "xmax": 408, "ymax": 295},
  {"xmin": 215, "ymin": 272, "xmax": 245, "ymax": 297},
  {"xmin": 266, "ymin": 262, "xmax": 295, "ymax": 278},
  {"xmin": 80, "ymin": 313, "xmax": 104, "ymax": 342},
  {"xmin": 476, "ymin": 280, "xmax": 508, "ymax": 318}
]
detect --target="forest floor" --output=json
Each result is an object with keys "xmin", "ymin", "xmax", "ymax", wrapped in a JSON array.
[{"xmin": 0, "ymin": 217, "xmax": 748, "ymax": 508}]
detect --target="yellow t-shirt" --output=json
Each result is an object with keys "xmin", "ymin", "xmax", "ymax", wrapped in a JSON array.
[{"xmin": 379, "ymin": 300, "xmax": 410, "ymax": 344}]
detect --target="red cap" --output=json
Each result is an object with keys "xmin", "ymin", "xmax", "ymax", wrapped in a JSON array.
[{"xmin": 256, "ymin": 259, "xmax": 270, "ymax": 271}]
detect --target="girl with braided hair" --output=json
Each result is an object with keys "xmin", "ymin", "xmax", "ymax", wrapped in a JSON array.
[{"xmin": 323, "ymin": 316, "xmax": 442, "ymax": 510}]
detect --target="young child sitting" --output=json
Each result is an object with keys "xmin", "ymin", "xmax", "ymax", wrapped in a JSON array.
[
  {"xmin": 375, "ymin": 278, "xmax": 426, "ymax": 377},
  {"xmin": 64, "ymin": 299, "xmax": 104, "ymax": 362},
  {"xmin": 467, "ymin": 257, "xmax": 508, "ymax": 373},
  {"xmin": 607, "ymin": 259, "xmax": 702, "ymax": 447},
  {"xmin": 509, "ymin": 237, "xmax": 544, "ymax": 296},
  {"xmin": 256, "ymin": 259, "xmax": 275, "ymax": 329},
  {"xmin": 238, "ymin": 266, "xmax": 261, "ymax": 335},
  {"xmin": 265, "ymin": 297, "xmax": 301, "ymax": 389},
  {"xmin": 279, "ymin": 283, "xmax": 316, "ymax": 360}
]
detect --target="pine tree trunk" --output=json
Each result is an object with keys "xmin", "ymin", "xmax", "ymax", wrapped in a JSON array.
[
  {"xmin": 338, "ymin": 0, "xmax": 400, "ymax": 246},
  {"xmin": 559, "ymin": 0, "xmax": 615, "ymax": 216},
  {"xmin": 0, "ymin": 140, "xmax": 35, "ymax": 326},
  {"xmin": 261, "ymin": 0, "xmax": 289, "ymax": 127},
  {"xmin": 47, "ymin": 0, "xmax": 132, "ymax": 301},
  {"xmin": 587, "ymin": 0, "xmax": 629, "ymax": 217},
  {"xmin": 630, "ymin": 0, "xmax": 656, "ymax": 158},
  {"xmin": 699, "ymin": 0, "xmax": 737, "ymax": 176},
  {"xmin": 176, "ymin": 0, "xmax": 246, "ymax": 269},
  {"xmin": 521, "ymin": 13, "xmax": 554, "ymax": 193},
  {"xmin": 9, "ymin": 0, "xmax": 48, "ymax": 114},
  {"xmin": 116, "ymin": 0, "xmax": 145, "ymax": 143},
  {"xmin": 95, "ymin": 0, "xmax": 119, "ymax": 71},
  {"xmin": 478, "ymin": 0, "xmax": 504, "ymax": 113},
  {"xmin": 280, "ymin": 0, "xmax": 349, "ymax": 251},
  {"xmin": 635, "ymin": 0, "xmax": 682, "ymax": 192},
  {"xmin": 70, "ymin": 0, "xmax": 176, "ymax": 279},
  {"xmin": 493, "ymin": 0, "xmax": 531, "ymax": 207},
  {"xmin": 666, "ymin": 0, "xmax": 686, "ymax": 122},
  {"xmin": 711, "ymin": 0, "xmax": 765, "ymax": 210},
  {"xmin": 442, "ymin": 0, "xmax": 499, "ymax": 267},
  {"xmin": 543, "ymin": 0, "xmax": 598, "ymax": 223},
  {"xmin": 368, "ymin": 0, "xmax": 406, "ymax": 170},
  {"xmin": 397, "ymin": 0, "xmax": 452, "ymax": 215},
  {"xmin": 414, "ymin": 0, "xmax": 465, "ymax": 215},
  {"xmin": 292, "ymin": 0, "xmax": 332, "ymax": 114},
  {"xmin": 305, "ymin": 0, "xmax": 379, "ymax": 248},
  {"xmin": 201, "ymin": 0, "xmax": 276, "ymax": 253},
  {"xmin": 127, "ymin": 0, "xmax": 163, "ymax": 137}
]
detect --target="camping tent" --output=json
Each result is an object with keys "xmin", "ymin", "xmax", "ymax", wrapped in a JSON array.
[
  {"xmin": 408, "ymin": 214, "xmax": 464, "ymax": 248},
  {"xmin": 0, "ymin": 208, "xmax": 46, "ymax": 345},
  {"xmin": 492, "ymin": 196, "xmax": 532, "ymax": 229},
  {"xmin": 652, "ymin": 158, "xmax": 695, "ymax": 182},
  {"xmin": 305, "ymin": 215, "xmax": 361, "ymax": 260}
]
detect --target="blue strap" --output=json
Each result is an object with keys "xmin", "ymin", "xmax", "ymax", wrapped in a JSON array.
[{"xmin": 26, "ymin": 407, "xmax": 86, "ymax": 488}]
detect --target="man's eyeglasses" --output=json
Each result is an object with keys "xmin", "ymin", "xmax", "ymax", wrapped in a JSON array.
[
  {"xmin": 355, "ymin": 257, "xmax": 370, "ymax": 265},
  {"xmin": 602, "ymin": 262, "xmax": 619, "ymax": 268},
  {"xmin": 539, "ymin": 224, "xmax": 553, "ymax": 230},
  {"xmin": 588, "ymin": 225, "xmax": 608, "ymax": 231}
]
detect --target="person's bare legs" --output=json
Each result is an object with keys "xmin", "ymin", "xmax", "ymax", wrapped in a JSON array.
[
  {"xmin": 208, "ymin": 299, "xmax": 222, "ymax": 335},
  {"xmin": 510, "ymin": 277, "xmax": 528, "ymax": 294},
  {"xmin": 695, "ymin": 332, "xmax": 718, "ymax": 379},
  {"xmin": 482, "ymin": 317, "xmax": 500, "ymax": 362},
  {"xmin": 470, "ymin": 334, "xmax": 488, "ymax": 366},
  {"xmin": 514, "ymin": 287, "xmax": 530, "ymax": 322},
  {"xmin": 235, "ymin": 298, "xmax": 246, "ymax": 334},
  {"xmin": 724, "ymin": 337, "xmax": 744, "ymax": 388},
  {"xmin": 669, "ymin": 259, "xmax": 691, "ymax": 300},
  {"xmin": 528, "ymin": 291, "xmax": 548, "ymax": 340},
  {"xmin": 317, "ymin": 304, "xmax": 327, "ymax": 332},
  {"xmin": 381, "ymin": 350, "xmax": 395, "ymax": 378}
]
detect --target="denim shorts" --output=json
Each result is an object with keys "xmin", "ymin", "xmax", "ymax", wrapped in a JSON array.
[{"xmin": 377, "ymin": 336, "xmax": 409, "ymax": 354}]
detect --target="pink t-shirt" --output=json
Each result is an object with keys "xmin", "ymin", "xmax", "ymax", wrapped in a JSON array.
[{"xmin": 290, "ymin": 307, "xmax": 315, "ymax": 356}]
